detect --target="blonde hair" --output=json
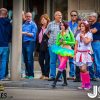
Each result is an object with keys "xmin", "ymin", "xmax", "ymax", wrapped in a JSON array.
[{"xmin": 40, "ymin": 14, "xmax": 50, "ymax": 27}]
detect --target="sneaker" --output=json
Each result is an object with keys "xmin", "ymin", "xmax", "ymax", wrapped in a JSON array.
[
  {"xmin": 24, "ymin": 76, "xmax": 29, "ymax": 79},
  {"xmin": 39, "ymin": 75, "xmax": 45, "ymax": 79},
  {"xmin": 0, "ymin": 78, "xmax": 9, "ymax": 81},
  {"xmin": 28, "ymin": 76, "xmax": 34, "ymax": 80},
  {"xmin": 58, "ymin": 79, "xmax": 62, "ymax": 82},
  {"xmin": 44, "ymin": 76, "xmax": 49, "ymax": 80},
  {"xmin": 62, "ymin": 83, "xmax": 68, "ymax": 86},
  {"xmin": 84, "ymin": 87, "xmax": 91, "ymax": 90},
  {"xmin": 90, "ymin": 78, "xmax": 97, "ymax": 81},
  {"xmin": 51, "ymin": 82, "xmax": 56, "ymax": 88},
  {"xmin": 84, "ymin": 85, "xmax": 92, "ymax": 90},
  {"xmin": 48, "ymin": 78, "xmax": 55, "ymax": 81},
  {"xmin": 78, "ymin": 86, "xmax": 84, "ymax": 90}
]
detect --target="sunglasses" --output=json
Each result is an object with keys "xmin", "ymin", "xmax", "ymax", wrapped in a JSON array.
[{"xmin": 71, "ymin": 15, "xmax": 77, "ymax": 17}]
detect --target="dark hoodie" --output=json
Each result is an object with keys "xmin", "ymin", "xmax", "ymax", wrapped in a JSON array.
[{"xmin": 0, "ymin": 18, "xmax": 12, "ymax": 47}]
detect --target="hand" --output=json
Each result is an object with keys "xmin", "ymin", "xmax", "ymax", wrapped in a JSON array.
[
  {"xmin": 80, "ymin": 33, "xmax": 84, "ymax": 41},
  {"xmin": 73, "ymin": 55, "xmax": 76, "ymax": 60},
  {"xmin": 90, "ymin": 28, "xmax": 97, "ymax": 34},
  {"xmin": 59, "ymin": 39, "xmax": 63, "ymax": 43},
  {"xmin": 22, "ymin": 32, "xmax": 28, "ymax": 35},
  {"xmin": 80, "ymin": 33, "xmax": 84, "ymax": 38}
]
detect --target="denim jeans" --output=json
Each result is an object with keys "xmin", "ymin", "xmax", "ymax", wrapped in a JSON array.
[
  {"xmin": 69, "ymin": 58, "xmax": 75, "ymax": 77},
  {"xmin": 92, "ymin": 41, "xmax": 100, "ymax": 78},
  {"xmin": 39, "ymin": 48, "xmax": 50, "ymax": 77},
  {"xmin": 49, "ymin": 46, "xmax": 58, "ymax": 78},
  {"xmin": 22, "ymin": 41, "xmax": 35, "ymax": 77},
  {"xmin": 0, "ymin": 47, "xmax": 9, "ymax": 80},
  {"xmin": 88, "ymin": 64, "xmax": 96, "ymax": 79}
]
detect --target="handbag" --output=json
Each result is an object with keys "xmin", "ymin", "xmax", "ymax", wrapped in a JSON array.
[{"xmin": 40, "ymin": 33, "xmax": 49, "ymax": 51}]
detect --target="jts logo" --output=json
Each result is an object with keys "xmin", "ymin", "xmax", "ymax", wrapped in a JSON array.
[{"xmin": 87, "ymin": 86, "xmax": 100, "ymax": 99}]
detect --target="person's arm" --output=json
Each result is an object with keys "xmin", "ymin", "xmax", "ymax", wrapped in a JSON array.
[
  {"xmin": 74, "ymin": 40, "xmax": 78, "ymax": 54},
  {"xmin": 8, "ymin": 22, "xmax": 12, "ymax": 42},
  {"xmin": 22, "ymin": 23, "xmax": 38, "ymax": 42},
  {"xmin": 81, "ymin": 32, "xmax": 92, "ymax": 44},
  {"xmin": 63, "ymin": 30, "xmax": 75, "ymax": 45},
  {"xmin": 90, "ymin": 28, "xmax": 98, "ymax": 34},
  {"xmin": 56, "ymin": 33, "xmax": 62, "ymax": 46},
  {"xmin": 22, "ymin": 32, "xmax": 33, "ymax": 37},
  {"xmin": 44, "ymin": 23, "xmax": 51, "ymax": 35},
  {"xmin": 90, "ymin": 23, "xmax": 100, "ymax": 34},
  {"xmin": 83, "ymin": 37, "xmax": 92, "ymax": 44},
  {"xmin": 74, "ymin": 40, "xmax": 78, "ymax": 59}
]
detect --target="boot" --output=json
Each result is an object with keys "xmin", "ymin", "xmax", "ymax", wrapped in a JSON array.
[
  {"xmin": 84, "ymin": 72, "xmax": 91, "ymax": 90},
  {"xmin": 62, "ymin": 70, "xmax": 68, "ymax": 86},
  {"xmin": 78, "ymin": 72, "xmax": 85, "ymax": 89},
  {"xmin": 52, "ymin": 71, "xmax": 62, "ymax": 88},
  {"xmin": 74, "ymin": 66, "xmax": 81, "ymax": 82},
  {"xmin": 78, "ymin": 72, "xmax": 91, "ymax": 90}
]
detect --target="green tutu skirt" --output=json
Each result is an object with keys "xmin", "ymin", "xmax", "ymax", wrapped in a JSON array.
[{"xmin": 51, "ymin": 44, "xmax": 74, "ymax": 57}]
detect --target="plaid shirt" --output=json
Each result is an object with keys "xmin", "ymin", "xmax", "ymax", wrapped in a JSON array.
[{"xmin": 45, "ymin": 21, "xmax": 61, "ymax": 46}]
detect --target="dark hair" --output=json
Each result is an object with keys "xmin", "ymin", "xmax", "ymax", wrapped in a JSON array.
[
  {"xmin": 70, "ymin": 10, "xmax": 78, "ymax": 16},
  {"xmin": 79, "ymin": 22, "xmax": 90, "ymax": 33},
  {"xmin": 60, "ymin": 21, "xmax": 68, "ymax": 30}
]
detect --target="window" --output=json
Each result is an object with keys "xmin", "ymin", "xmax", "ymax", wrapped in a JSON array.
[{"xmin": 54, "ymin": 0, "xmax": 68, "ymax": 20}]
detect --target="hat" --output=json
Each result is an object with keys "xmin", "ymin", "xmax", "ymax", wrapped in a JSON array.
[{"xmin": 83, "ymin": 20, "xmax": 89, "ymax": 25}]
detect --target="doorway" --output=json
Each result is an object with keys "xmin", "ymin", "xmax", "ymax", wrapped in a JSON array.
[{"xmin": 29, "ymin": 0, "xmax": 45, "ymax": 25}]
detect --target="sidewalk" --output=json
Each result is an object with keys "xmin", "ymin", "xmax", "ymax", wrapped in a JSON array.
[
  {"xmin": 0, "ymin": 61, "xmax": 100, "ymax": 90},
  {"xmin": 0, "ymin": 77, "xmax": 100, "ymax": 90}
]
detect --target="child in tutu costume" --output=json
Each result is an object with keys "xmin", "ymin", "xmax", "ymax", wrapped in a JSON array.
[
  {"xmin": 75, "ymin": 21, "xmax": 93, "ymax": 90},
  {"xmin": 51, "ymin": 22, "xmax": 75, "ymax": 88}
]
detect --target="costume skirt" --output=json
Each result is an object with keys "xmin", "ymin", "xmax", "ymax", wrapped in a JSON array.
[
  {"xmin": 75, "ymin": 50, "xmax": 93, "ymax": 66},
  {"xmin": 51, "ymin": 44, "xmax": 74, "ymax": 57}
]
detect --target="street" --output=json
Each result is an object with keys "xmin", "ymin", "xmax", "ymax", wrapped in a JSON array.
[
  {"xmin": 0, "ymin": 61, "xmax": 100, "ymax": 100},
  {"xmin": 0, "ymin": 87, "xmax": 95, "ymax": 100}
]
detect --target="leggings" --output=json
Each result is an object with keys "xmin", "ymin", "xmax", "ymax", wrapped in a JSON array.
[{"xmin": 58, "ymin": 55, "xmax": 68, "ymax": 72}]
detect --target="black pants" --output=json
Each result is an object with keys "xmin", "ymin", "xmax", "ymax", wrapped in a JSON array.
[
  {"xmin": 39, "ymin": 49, "xmax": 50, "ymax": 77},
  {"xmin": 75, "ymin": 66, "xmax": 80, "ymax": 80}
]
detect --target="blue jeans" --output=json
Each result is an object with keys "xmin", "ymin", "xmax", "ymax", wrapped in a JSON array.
[
  {"xmin": 49, "ymin": 46, "xmax": 58, "ymax": 78},
  {"xmin": 88, "ymin": 64, "xmax": 96, "ymax": 79},
  {"xmin": 22, "ymin": 41, "xmax": 35, "ymax": 77},
  {"xmin": 92, "ymin": 41, "xmax": 100, "ymax": 78},
  {"xmin": 69, "ymin": 58, "xmax": 75, "ymax": 77},
  {"xmin": 0, "ymin": 47, "xmax": 9, "ymax": 80}
]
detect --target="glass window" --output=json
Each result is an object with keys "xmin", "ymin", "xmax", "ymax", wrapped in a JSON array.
[{"xmin": 54, "ymin": 0, "xmax": 68, "ymax": 20}]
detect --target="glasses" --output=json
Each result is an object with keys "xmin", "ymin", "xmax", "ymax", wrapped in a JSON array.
[{"xmin": 71, "ymin": 15, "xmax": 77, "ymax": 17}]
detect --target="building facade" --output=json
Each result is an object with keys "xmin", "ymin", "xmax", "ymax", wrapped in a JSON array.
[
  {"xmin": 0, "ymin": 0, "xmax": 100, "ymax": 21},
  {"xmin": 0, "ymin": 0, "xmax": 100, "ymax": 80}
]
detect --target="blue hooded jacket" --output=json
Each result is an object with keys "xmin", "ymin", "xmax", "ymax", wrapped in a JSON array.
[{"xmin": 0, "ymin": 18, "xmax": 12, "ymax": 47}]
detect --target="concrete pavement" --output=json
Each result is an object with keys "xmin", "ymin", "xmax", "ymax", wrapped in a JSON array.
[
  {"xmin": 0, "ymin": 60, "xmax": 100, "ymax": 90},
  {"xmin": 0, "ymin": 79, "xmax": 100, "ymax": 89},
  {"xmin": 1, "ymin": 87, "xmax": 96, "ymax": 100},
  {"xmin": 0, "ymin": 61, "xmax": 100, "ymax": 100}
]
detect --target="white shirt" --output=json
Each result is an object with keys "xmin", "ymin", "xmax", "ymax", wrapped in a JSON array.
[{"xmin": 76, "ymin": 32, "xmax": 93, "ymax": 51}]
